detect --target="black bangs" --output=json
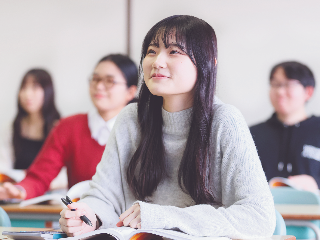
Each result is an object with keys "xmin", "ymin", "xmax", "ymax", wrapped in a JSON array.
[{"xmin": 140, "ymin": 15, "xmax": 197, "ymax": 65}]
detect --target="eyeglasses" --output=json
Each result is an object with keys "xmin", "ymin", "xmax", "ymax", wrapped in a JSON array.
[
  {"xmin": 270, "ymin": 80, "xmax": 302, "ymax": 90},
  {"xmin": 89, "ymin": 75, "xmax": 127, "ymax": 89}
]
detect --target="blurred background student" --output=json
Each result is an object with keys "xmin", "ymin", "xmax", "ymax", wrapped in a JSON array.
[
  {"xmin": 0, "ymin": 69, "xmax": 61, "ymax": 184},
  {"xmin": 250, "ymin": 61, "xmax": 320, "ymax": 192},
  {"xmin": 0, "ymin": 54, "xmax": 138, "ymax": 200}
]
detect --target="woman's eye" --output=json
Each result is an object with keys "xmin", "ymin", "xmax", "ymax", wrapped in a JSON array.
[
  {"xmin": 170, "ymin": 50, "xmax": 181, "ymax": 54},
  {"xmin": 147, "ymin": 49, "xmax": 156, "ymax": 54}
]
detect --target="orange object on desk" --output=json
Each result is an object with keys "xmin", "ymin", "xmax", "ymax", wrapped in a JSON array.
[
  {"xmin": 130, "ymin": 233, "xmax": 163, "ymax": 240},
  {"xmin": 0, "ymin": 174, "xmax": 16, "ymax": 183}
]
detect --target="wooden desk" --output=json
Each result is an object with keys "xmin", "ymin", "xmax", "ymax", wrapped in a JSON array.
[
  {"xmin": 275, "ymin": 204, "xmax": 320, "ymax": 220},
  {"xmin": 0, "ymin": 227, "xmax": 296, "ymax": 240},
  {"xmin": 0, "ymin": 204, "xmax": 63, "ymax": 228}
]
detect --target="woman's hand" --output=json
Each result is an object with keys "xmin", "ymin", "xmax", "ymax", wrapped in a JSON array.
[
  {"xmin": 59, "ymin": 202, "xmax": 97, "ymax": 237},
  {"xmin": 116, "ymin": 203, "xmax": 141, "ymax": 229},
  {"xmin": 0, "ymin": 182, "xmax": 26, "ymax": 200},
  {"xmin": 288, "ymin": 174, "xmax": 319, "ymax": 193}
]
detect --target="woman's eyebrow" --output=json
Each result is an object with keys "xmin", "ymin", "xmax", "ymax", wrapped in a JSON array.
[
  {"xmin": 148, "ymin": 42, "xmax": 159, "ymax": 48},
  {"xmin": 167, "ymin": 43, "xmax": 186, "ymax": 52},
  {"xmin": 93, "ymin": 73, "xmax": 114, "ymax": 78}
]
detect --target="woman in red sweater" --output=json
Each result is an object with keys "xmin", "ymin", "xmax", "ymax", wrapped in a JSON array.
[{"xmin": 0, "ymin": 54, "xmax": 138, "ymax": 200}]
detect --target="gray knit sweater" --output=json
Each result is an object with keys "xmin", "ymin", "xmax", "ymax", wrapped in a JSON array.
[{"xmin": 81, "ymin": 98, "xmax": 276, "ymax": 239}]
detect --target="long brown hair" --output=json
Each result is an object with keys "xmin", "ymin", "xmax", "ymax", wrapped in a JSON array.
[{"xmin": 13, "ymin": 69, "xmax": 60, "ymax": 160}]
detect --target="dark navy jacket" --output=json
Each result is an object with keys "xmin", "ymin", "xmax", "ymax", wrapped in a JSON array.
[{"xmin": 250, "ymin": 113, "xmax": 320, "ymax": 186}]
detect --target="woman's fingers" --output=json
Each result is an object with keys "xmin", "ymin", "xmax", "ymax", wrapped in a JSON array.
[
  {"xmin": 119, "ymin": 204, "xmax": 136, "ymax": 221},
  {"xmin": 118, "ymin": 204, "xmax": 141, "ymax": 229},
  {"xmin": 61, "ymin": 223, "xmax": 84, "ymax": 234},
  {"xmin": 59, "ymin": 202, "xmax": 96, "ymax": 236},
  {"xmin": 128, "ymin": 214, "xmax": 141, "ymax": 229},
  {"xmin": 73, "ymin": 223, "xmax": 92, "ymax": 236},
  {"xmin": 2, "ymin": 182, "xmax": 25, "ymax": 199},
  {"xmin": 137, "ymin": 222, "xmax": 141, "ymax": 229},
  {"xmin": 122, "ymin": 206, "xmax": 139, "ymax": 226},
  {"xmin": 116, "ymin": 220, "xmax": 124, "ymax": 227},
  {"xmin": 59, "ymin": 217, "xmax": 83, "ymax": 228}
]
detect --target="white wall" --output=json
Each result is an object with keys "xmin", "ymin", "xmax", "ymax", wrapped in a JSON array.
[
  {"xmin": 131, "ymin": 0, "xmax": 320, "ymax": 125},
  {"xmin": 0, "ymin": 0, "xmax": 127, "ymax": 128},
  {"xmin": 1, "ymin": 0, "xmax": 319, "ymax": 129}
]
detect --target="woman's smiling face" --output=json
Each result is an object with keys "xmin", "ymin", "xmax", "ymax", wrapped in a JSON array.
[{"xmin": 142, "ymin": 36, "xmax": 197, "ymax": 99}]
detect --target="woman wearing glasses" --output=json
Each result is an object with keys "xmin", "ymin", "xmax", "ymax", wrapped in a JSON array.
[{"xmin": 0, "ymin": 54, "xmax": 137, "ymax": 200}]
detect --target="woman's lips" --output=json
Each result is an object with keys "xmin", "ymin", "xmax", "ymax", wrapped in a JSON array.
[
  {"xmin": 94, "ymin": 94, "xmax": 105, "ymax": 99},
  {"xmin": 151, "ymin": 73, "xmax": 169, "ymax": 80}
]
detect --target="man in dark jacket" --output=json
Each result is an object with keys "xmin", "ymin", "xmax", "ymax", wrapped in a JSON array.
[{"xmin": 250, "ymin": 61, "xmax": 320, "ymax": 192}]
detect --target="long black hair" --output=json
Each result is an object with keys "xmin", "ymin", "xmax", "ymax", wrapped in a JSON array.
[
  {"xmin": 13, "ymin": 69, "xmax": 61, "ymax": 160},
  {"xmin": 127, "ymin": 15, "xmax": 218, "ymax": 204},
  {"xmin": 96, "ymin": 54, "xmax": 138, "ymax": 103},
  {"xmin": 97, "ymin": 54, "xmax": 138, "ymax": 88}
]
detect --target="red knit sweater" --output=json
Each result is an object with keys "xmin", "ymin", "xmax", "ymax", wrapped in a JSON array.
[{"xmin": 18, "ymin": 114, "xmax": 105, "ymax": 199}]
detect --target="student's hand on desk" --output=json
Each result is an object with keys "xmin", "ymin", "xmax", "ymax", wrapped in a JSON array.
[
  {"xmin": 59, "ymin": 202, "xmax": 96, "ymax": 237},
  {"xmin": 117, "ymin": 203, "xmax": 141, "ymax": 229},
  {"xmin": 288, "ymin": 174, "xmax": 319, "ymax": 193},
  {"xmin": 0, "ymin": 182, "xmax": 26, "ymax": 200}
]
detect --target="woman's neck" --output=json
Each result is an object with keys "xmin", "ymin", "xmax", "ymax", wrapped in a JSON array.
[
  {"xmin": 21, "ymin": 112, "xmax": 44, "ymax": 140},
  {"xmin": 162, "ymin": 94, "xmax": 193, "ymax": 113},
  {"xmin": 277, "ymin": 109, "xmax": 308, "ymax": 126},
  {"xmin": 25, "ymin": 112, "xmax": 43, "ymax": 123}
]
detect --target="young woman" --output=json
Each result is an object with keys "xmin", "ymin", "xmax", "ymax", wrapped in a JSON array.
[
  {"xmin": 0, "ymin": 54, "xmax": 137, "ymax": 200},
  {"xmin": 0, "ymin": 69, "xmax": 60, "ymax": 175},
  {"xmin": 60, "ymin": 16, "xmax": 275, "ymax": 239}
]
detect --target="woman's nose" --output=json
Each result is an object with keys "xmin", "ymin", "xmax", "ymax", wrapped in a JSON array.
[{"xmin": 152, "ymin": 53, "xmax": 167, "ymax": 69}]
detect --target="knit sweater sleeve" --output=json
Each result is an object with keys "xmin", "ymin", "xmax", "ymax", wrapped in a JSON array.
[
  {"xmin": 80, "ymin": 106, "xmax": 135, "ymax": 228},
  {"xmin": 138, "ymin": 105, "xmax": 276, "ymax": 239}
]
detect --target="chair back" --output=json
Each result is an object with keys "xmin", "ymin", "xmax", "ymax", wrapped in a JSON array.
[
  {"xmin": 271, "ymin": 186, "xmax": 320, "ymax": 239},
  {"xmin": 0, "ymin": 206, "xmax": 11, "ymax": 227},
  {"xmin": 274, "ymin": 209, "xmax": 287, "ymax": 235},
  {"xmin": 271, "ymin": 187, "xmax": 320, "ymax": 204}
]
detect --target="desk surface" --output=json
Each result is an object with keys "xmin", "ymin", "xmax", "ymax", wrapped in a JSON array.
[
  {"xmin": 275, "ymin": 204, "xmax": 320, "ymax": 220},
  {"xmin": 0, "ymin": 203, "xmax": 63, "ymax": 214},
  {"xmin": 0, "ymin": 227, "xmax": 296, "ymax": 240}
]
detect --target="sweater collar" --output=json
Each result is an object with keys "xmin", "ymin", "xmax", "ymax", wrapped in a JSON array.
[
  {"xmin": 161, "ymin": 107, "xmax": 193, "ymax": 135},
  {"xmin": 88, "ymin": 109, "xmax": 117, "ymax": 146},
  {"xmin": 161, "ymin": 96, "xmax": 221, "ymax": 135}
]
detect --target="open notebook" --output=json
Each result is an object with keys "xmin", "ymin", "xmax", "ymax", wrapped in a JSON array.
[{"xmin": 59, "ymin": 227, "xmax": 230, "ymax": 240}]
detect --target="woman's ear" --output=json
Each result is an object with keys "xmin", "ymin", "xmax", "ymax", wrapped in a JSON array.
[
  {"xmin": 214, "ymin": 58, "xmax": 217, "ymax": 66},
  {"xmin": 126, "ymin": 85, "xmax": 138, "ymax": 102}
]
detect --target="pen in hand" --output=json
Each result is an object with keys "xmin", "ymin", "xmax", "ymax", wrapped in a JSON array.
[{"xmin": 61, "ymin": 196, "xmax": 93, "ymax": 227}]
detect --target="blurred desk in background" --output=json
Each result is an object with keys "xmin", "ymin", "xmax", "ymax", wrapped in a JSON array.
[
  {"xmin": 275, "ymin": 204, "xmax": 320, "ymax": 240},
  {"xmin": 0, "ymin": 204, "xmax": 62, "ymax": 228},
  {"xmin": 275, "ymin": 204, "xmax": 320, "ymax": 220}
]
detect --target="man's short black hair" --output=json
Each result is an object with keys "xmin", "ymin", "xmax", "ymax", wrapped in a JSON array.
[{"xmin": 270, "ymin": 61, "xmax": 315, "ymax": 88}]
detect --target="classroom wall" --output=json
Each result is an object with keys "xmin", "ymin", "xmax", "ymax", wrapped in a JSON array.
[
  {"xmin": 1, "ymin": 0, "xmax": 319, "ymax": 130},
  {"xmin": 0, "ymin": 0, "xmax": 127, "ymax": 130},
  {"xmin": 131, "ymin": 0, "xmax": 320, "ymax": 126}
]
